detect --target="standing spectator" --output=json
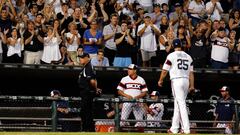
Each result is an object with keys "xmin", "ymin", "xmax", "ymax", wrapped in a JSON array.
[
  {"xmin": 159, "ymin": 15, "xmax": 169, "ymax": 34},
  {"xmin": 206, "ymin": 0, "xmax": 223, "ymax": 22},
  {"xmin": 228, "ymin": 10, "xmax": 240, "ymax": 40},
  {"xmin": 169, "ymin": 3, "xmax": 188, "ymax": 30},
  {"xmin": 23, "ymin": 20, "xmax": 44, "ymax": 64},
  {"xmin": 145, "ymin": 91, "xmax": 164, "ymax": 130},
  {"xmin": 66, "ymin": 22, "xmax": 81, "ymax": 65},
  {"xmin": 158, "ymin": 29, "xmax": 175, "ymax": 67},
  {"xmin": 103, "ymin": 13, "xmax": 121, "ymax": 66},
  {"xmin": 219, "ymin": 0, "xmax": 233, "ymax": 23},
  {"xmin": 213, "ymin": 86, "xmax": 235, "ymax": 134},
  {"xmin": 72, "ymin": 7, "xmax": 88, "ymax": 38},
  {"xmin": 210, "ymin": 27, "xmax": 230, "ymax": 69},
  {"xmin": 91, "ymin": 49, "xmax": 109, "ymax": 66},
  {"xmin": 77, "ymin": 52, "xmax": 101, "ymax": 131},
  {"xmin": 41, "ymin": 26, "xmax": 62, "ymax": 64},
  {"xmin": 137, "ymin": 15, "xmax": 160, "ymax": 67},
  {"xmin": 188, "ymin": 0, "xmax": 206, "ymax": 27},
  {"xmin": 228, "ymin": 30, "xmax": 240, "ymax": 70},
  {"xmin": 27, "ymin": 3, "xmax": 38, "ymax": 21},
  {"xmin": 113, "ymin": 21, "xmax": 135, "ymax": 67},
  {"xmin": 42, "ymin": 4, "xmax": 56, "ymax": 25},
  {"xmin": 158, "ymin": 39, "xmax": 195, "ymax": 134},
  {"xmin": 148, "ymin": 4, "xmax": 165, "ymax": 28},
  {"xmin": 176, "ymin": 25, "xmax": 191, "ymax": 53},
  {"xmin": 189, "ymin": 28, "xmax": 209, "ymax": 68},
  {"xmin": 0, "ymin": 3, "xmax": 17, "ymax": 63},
  {"xmin": 3, "ymin": 28, "xmax": 23, "ymax": 63},
  {"xmin": 117, "ymin": 64, "xmax": 148, "ymax": 127},
  {"xmin": 57, "ymin": 3, "xmax": 73, "ymax": 32},
  {"xmin": 83, "ymin": 20, "xmax": 103, "ymax": 58}
]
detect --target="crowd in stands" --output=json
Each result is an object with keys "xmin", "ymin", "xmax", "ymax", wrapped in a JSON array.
[{"xmin": 0, "ymin": 0, "xmax": 239, "ymax": 69}]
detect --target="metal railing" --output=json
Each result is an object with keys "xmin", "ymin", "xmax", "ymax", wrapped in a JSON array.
[{"xmin": 0, "ymin": 96, "xmax": 239, "ymax": 133}]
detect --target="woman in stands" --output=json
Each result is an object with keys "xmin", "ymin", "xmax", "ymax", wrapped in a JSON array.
[
  {"xmin": 229, "ymin": 10, "xmax": 240, "ymax": 40},
  {"xmin": 3, "ymin": 28, "xmax": 23, "ymax": 63},
  {"xmin": 228, "ymin": 30, "xmax": 240, "ymax": 70},
  {"xmin": 41, "ymin": 26, "xmax": 62, "ymax": 64}
]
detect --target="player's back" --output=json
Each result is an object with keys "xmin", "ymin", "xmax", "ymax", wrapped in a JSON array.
[{"xmin": 164, "ymin": 51, "xmax": 193, "ymax": 80}]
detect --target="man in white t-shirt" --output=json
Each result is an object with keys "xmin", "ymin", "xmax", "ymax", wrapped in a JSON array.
[
  {"xmin": 137, "ymin": 15, "xmax": 160, "ymax": 67},
  {"xmin": 210, "ymin": 27, "xmax": 229, "ymax": 69},
  {"xmin": 206, "ymin": 0, "xmax": 223, "ymax": 21},
  {"xmin": 158, "ymin": 38, "xmax": 195, "ymax": 134}
]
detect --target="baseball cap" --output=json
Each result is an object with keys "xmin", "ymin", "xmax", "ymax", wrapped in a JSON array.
[
  {"xmin": 128, "ymin": 64, "xmax": 138, "ymax": 70},
  {"xmin": 144, "ymin": 14, "xmax": 151, "ymax": 18},
  {"xmin": 172, "ymin": 38, "xmax": 182, "ymax": 48},
  {"xmin": 136, "ymin": 5, "xmax": 143, "ymax": 10},
  {"xmin": 154, "ymin": 3, "xmax": 161, "ymax": 7},
  {"xmin": 174, "ymin": 3, "xmax": 182, "ymax": 7},
  {"xmin": 78, "ymin": 52, "xmax": 89, "ymax": 58},
  {"xmin": 50, "ymin": 90, "xmax": 61, "ymax": 97},
  {"xmin": 219, "ymin": 86, "xmax": 230, "ymax": 92},
  {"xmin": 150, "ymin": 91, "xmax": 160, "ymax": 96}
]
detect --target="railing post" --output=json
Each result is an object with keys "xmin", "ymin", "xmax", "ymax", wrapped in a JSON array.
[
  {"xmin": 234, "ymin": 103, "xmax": 239, "ymax": 134},
  {"xmin": 51, "ymin": 100, "xmax": 57, "ymax": 132},
  {"xmin": 114, "ymin": 98, "xmax": 120, "ymax": 132}
]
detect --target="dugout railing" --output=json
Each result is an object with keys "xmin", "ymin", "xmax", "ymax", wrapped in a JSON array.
[{"xmin": 0, "ymin": 96, "xmax": 239, "ymax": 133}]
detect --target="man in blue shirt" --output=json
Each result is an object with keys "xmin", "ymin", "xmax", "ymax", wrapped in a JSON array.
[
  {"xmin": 214, "ymin": 86, "xmax": 235, "ymax": 134},
  {"xmin": 91, "ymin": 49, "xmax": 109, "ymax": 66}
]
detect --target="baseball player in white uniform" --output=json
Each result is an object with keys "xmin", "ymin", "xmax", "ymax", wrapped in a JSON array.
[
  {"xmin": 117, "ymin": 64, "xmax": 148, "ymax": 127},
  {"xmin": 146, "ymin": 91, "xmax": 164, "ymax": 129},
  {"xmin": 158, "ymin": 38, "xmax": 195, "ymax": 134}
]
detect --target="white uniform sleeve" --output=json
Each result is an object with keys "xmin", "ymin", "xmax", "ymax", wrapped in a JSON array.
[
  {"xmin": 117, "ymin": 78, "xmax": 125, "ymax": 91},
  {"xmin": 137, "ymin": 24, "xmax": 144, "ymax": 36},
  {"xmin": 162, "ymin": 54, "xmax": 172, "ymax": 71},
  {"xmin": 141, "ymin": 78, "xmax": 148, "ymax": 92}
]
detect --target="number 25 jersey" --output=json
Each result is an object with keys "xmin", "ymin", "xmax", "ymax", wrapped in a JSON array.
[{"xmin": 162, "ymin": 51, "xmax": 193, "ymax": 80}]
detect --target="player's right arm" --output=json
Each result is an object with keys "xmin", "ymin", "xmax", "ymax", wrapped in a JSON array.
[
  {"xmin": 189, "ymin": 58, "xmax": 195, "ymax": 92},
  {"xmin": 158, "ymin": 56, "xmax": 172, "ymax": 87},
  {"xmin": 158, "ymin": 69, "xmax": 168, "ymax": 87}
]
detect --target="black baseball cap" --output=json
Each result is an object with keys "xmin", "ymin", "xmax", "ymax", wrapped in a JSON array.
[
  {"xmin": 175, "ymin": 3, "xmax": 182, "ymax": 7},
  {"xmin": 154, "ymin": 3, "xmax": 161, "ymax": 7},
  {"xmin": 78, "ymin": 52, "xmax": 89, "ymax": 58}
]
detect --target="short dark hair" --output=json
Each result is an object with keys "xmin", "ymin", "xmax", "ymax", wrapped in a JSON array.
[{"xmin": 110, "ymin": 13, "xmax": 119, "ymax": 19}]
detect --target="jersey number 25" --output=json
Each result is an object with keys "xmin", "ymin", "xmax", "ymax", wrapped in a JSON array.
[{"xmin": 177, "ymin": 59, "xmax": 189, "ymax": 70}]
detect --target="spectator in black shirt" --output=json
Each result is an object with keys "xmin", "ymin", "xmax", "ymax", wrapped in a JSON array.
[
  {"xmin": 77, "ymin": 52, "xmax": 101, "ymax": 132},
  {"xmin": 113, "ymin": 21, "xmax": 135, "ymax": 67},
  {"xmin": 23, "ymin": 20, "xmax": 44, "ymax": 64},
  {"xmin": 190, "ymin": 28, "xmax": 208, "ymax": 68}
]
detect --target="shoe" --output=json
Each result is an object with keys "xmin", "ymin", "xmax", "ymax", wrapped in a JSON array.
[
  {"xmin": 167, "ymin": 129, "xmax": 173, "ymax": 134},
  {"xmin": 178, "ymin": 129, "xmax": 184, "ymax": 134}
]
